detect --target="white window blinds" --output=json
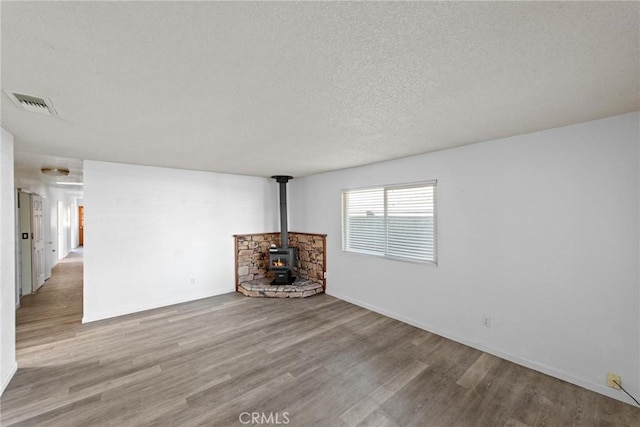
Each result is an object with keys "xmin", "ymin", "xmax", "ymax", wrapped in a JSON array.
[{"xmin": 342, "ymin": 181, "xmax": 437, "ymax": 263}]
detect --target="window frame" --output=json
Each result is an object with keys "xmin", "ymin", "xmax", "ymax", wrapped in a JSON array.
[{"xmin": 341, "ymin": 180, "xmax": 438, "ymax": 265}]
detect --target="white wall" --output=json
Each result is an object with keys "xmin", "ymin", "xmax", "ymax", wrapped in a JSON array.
[
  {"xmin": 1, "ymin": 128, "xmax": 17, "ymax": 395},
  {"xmin": 289, "ymin": 112, "xmax": 640, "ymax": 405},
  {"xmin": 83, "ymin": 161, "xmax": 278, "ymax": 322}
]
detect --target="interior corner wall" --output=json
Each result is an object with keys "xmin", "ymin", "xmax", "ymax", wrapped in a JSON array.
[
  {"xmin": 82, "ymin": 161, "xmax": 278, "ymax": 322},
  {"xmin": 288, "ymin": 112, "xmax": 640, "ymax": 405},
  {"xmin": 1, "ymin": 128, "xmax": 17, "ymax": 395}
]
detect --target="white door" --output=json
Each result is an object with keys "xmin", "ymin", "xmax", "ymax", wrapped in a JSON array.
[
  {"xmin": 18, "ymin": 192, "xmax": 32, "ymax": 295},
  {"xmin": 31, "ymin": 194, "xmax": 45, "ymax": 291}
]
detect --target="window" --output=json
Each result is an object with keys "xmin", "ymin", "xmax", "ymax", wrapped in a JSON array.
[{"xmin": 341, "ymin": 181, "xmax": 437, "ymax": 264}]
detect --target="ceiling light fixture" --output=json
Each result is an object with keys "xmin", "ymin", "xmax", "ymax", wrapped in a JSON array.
[
  {"xmin": 55, "ymin": 182, "xmax": 83, "ymax": 186},
  {"xmin": 41, "ymin": 167, "xmax": 70, "ymax": 176}
]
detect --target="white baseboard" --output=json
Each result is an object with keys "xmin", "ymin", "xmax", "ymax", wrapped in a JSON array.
[
  {"xmin": 326, "ymin": 289, "xmax": 637, "ymax": 407},
  {"xmin": 1, "ymin": 362, "xmax": 18, "ymax": 396}
]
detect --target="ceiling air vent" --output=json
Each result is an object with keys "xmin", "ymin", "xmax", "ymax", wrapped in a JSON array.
[{"xmin": 5, "ymin": 91, "xmax": 58, "ymax": 116}]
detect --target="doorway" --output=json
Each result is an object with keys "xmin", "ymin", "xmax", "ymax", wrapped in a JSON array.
[
  {"xmin": 31, "ymin": 194, "xmax": 45, "ymax": 291},
  {"xmin": 18, "ymin": 191, "xmax": 32, "ymax": 296},
  {"xmin": 78, "ymin": 206, "xmax": 84, "ymax": 246},
  {"xmin": 17, "ymin": 192, "xmax": 45, "ymax": 296},
  {"xmin": 57, "ymin": 201, "xmax": 64, "ymax": 260}
]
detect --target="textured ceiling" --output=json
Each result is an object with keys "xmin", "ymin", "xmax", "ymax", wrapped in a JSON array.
[{"xmin": 2, "ymin": 1, "xmax": 639, "ymax": 179}]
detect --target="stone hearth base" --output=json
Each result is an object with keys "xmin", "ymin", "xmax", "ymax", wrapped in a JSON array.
[{"xmin": 238, "ymin": 278, "xmax": 323, "ymax": 298}]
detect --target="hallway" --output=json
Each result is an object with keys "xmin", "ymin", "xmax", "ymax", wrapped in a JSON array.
[{"xmin": 15, "ymin": 248, "xmax": 84, "ymax": 351}]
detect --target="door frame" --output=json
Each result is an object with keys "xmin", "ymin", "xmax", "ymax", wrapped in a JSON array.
[
  {"xmin": 78, "ymin": 205, "xmax": 84, "ymax": 246},
  {"xmin": 57, "ymin": 200, "xmax": 64, "ymax": 260}
]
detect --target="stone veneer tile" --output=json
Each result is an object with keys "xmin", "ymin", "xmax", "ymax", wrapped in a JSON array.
[{"xmin": 238, "ymin": 278, "xmax": 323, "ymax": 299}]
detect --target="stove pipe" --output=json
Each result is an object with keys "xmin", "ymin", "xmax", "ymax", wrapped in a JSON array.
[{"xmin": 271, "ymin": 175, "xmax": 293, "ymax": 248}]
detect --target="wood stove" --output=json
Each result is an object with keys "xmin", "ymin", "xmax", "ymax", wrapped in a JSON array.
[
  {"xmin": 269, "ymin": 247, "xmax": 297, "ymax": 285},
  {"xmin": 269, "ymin": 175, "xmax": 297, "ymax": 285}
]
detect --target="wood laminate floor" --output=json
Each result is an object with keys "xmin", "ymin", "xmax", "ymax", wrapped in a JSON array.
[{"xmin": 1, "ymin": 248, "xmax": 638, "ymax": 426}]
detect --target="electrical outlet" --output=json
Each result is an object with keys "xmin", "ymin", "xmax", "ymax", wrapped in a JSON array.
[
  {"xmin": 190, "ymin": 277, "xmax": 196, "ymax": 285},
  {"xmin": 482, "ymin": 315, "xmax": 491, "ymax": 328},
  {"xmin": 323, "ymin": 271, "xmax": 328, "ymax": 279},
  {"xmin": 607, "ymin": 372, "xmax": 621, "ymax": 389}
]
